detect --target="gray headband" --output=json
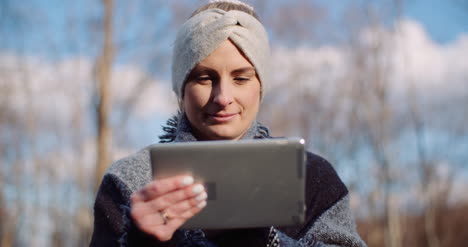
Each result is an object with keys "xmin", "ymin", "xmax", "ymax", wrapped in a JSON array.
[{"xmin": 171, "ymin": 8, "xmax": 270, "ymax": 99}]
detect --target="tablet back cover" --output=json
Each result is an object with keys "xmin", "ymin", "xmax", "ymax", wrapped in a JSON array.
[{"xmin": 150, "ymin": 138, "xmax": 306, "ymax": 229}]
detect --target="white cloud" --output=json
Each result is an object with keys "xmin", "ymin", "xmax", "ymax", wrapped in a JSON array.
[
  {"xmin": 110, "ymin": 64, "xmax": 178, "ymax": 118},
  {"xmin": 268, "ymin": 18, "xmax": 468, "ymax": 97},
  {"xmin": 269, "ymin": 45, "xmax": 346, "ymax": 91},
  {"xmin": 0, "ymin": 54, "xmax": 177, "ymax": 126},
  {"xmin": 391, "ymin": 20, "xmax": 468, "ymax": 94}
]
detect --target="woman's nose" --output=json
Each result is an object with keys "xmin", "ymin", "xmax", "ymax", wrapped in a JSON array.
[{"xmin": 212, "ymin": 79, "xmax": 233, "ymax": 107}]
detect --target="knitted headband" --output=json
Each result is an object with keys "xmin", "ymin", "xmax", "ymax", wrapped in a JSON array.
[{"xmin": 171, "ymin": 8, "xmax": 270, "ymax": 99}]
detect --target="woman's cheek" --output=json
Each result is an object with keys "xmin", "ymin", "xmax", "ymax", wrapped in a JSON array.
[
  {"xmin": 244, "ymin": 86, "xmax": 261, "ymax": 108},
  {"xmin": 191, "ymin": 85, "xmax": 211, "ymax": 106}
]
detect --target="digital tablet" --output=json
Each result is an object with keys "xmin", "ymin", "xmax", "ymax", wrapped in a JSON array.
[{"xmin": 149, "ymin": 137, "xmax": 306, "ymax": 229}]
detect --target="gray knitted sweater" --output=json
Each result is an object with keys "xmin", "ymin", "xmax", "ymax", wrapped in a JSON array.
[{"xmin": 90, "ymin": 115, "xmax": 367, "ymax": 247}]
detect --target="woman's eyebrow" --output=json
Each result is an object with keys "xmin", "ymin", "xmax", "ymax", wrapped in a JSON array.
[
  {"xmin": 191, "ymin": 65, "xmax": 216, "ymax": 73},
  {"xmin": 232, "ymin": 67, "xmax": 256, "ymax": 74}
]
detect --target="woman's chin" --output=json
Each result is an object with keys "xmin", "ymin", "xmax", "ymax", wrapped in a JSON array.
[{"xmin": 201, "ymin": 125, "xmax": 245, "ymax": 141}]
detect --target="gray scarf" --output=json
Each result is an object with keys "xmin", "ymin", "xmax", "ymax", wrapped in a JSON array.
[{"xmin": 159, "ymin": 113, "xmax": 270, "ymax": 143}]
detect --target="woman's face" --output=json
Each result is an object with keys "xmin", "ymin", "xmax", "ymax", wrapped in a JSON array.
[{"xmin": 182, "ymin": 39, "xmax": 261, "ymax": 140}]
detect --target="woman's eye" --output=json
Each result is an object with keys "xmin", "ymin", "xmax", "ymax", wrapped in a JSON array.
[
  {"xmin": 234, "ymin": 77, "xmax": 250, "ymax": 83},
  {"xmin": 195, "ymin": 76, "xmax": 211, "ymax": 83}
]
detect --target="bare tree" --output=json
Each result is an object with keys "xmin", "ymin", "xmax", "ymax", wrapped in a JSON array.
[{"xmin": 94, "ymin": 0, "xmax": 115, "ymax": 193}]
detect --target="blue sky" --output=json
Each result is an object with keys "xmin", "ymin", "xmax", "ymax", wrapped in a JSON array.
[
  {"xmin": 403, "ymin": 0, "xmax": 468, "ymax": 43},
  {"xmin": 314, "ymin": 0, "xmax": 468, "ymax": 44},
  {"xmin": 2, "ymin": 0, "xmax": 467, "ymax": 56}
]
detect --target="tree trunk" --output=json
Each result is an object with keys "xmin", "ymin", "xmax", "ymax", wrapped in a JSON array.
[{"xmin": 94, "ymin": 0, "xmax": 114, "ymax": 193}]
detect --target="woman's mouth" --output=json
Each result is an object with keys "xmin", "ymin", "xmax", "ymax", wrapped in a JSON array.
[{"xmin": 207, "ymin": 113, "xmax": 238, "ymax": 123}]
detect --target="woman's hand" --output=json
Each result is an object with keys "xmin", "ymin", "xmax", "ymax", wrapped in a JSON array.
[{"xmin": 130, "ymin": 175, "xmax": 207, "ymax": 241}]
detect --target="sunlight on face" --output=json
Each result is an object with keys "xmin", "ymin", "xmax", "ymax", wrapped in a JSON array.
[{"xmin": 182, "ymin": 39, "xmax": 261, "ymax": 140}]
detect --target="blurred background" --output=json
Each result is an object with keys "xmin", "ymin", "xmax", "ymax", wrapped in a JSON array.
[{"xmin": 1, "ymin": 0, "xmax": 467, "ymax": 246}]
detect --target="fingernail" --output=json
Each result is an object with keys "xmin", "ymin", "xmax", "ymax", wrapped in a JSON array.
[
  {"xmin": 181, "ymin": 176, "xmax": 194, "ymax": 186},
  {"xmin": 197, "ymin": 200, "xmax": 207, "ymax": 208},
  {"xmin": 192, "ymin": 184, "xmax": 204, "ymax": 194},
  {"xmin": 195, "ymin": 192, "xmax": 207, "ymax": 201}
]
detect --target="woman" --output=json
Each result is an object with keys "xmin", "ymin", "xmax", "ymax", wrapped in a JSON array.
[{"xmin": 90, "ymin": 1, "xmax": 366, "ymax": 246}]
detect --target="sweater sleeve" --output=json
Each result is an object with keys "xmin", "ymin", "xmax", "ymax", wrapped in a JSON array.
[
  {"xmin": 89, "ymin": 173, "xmax": 177, "ymax": 247},
  {"xmin": 271, "ymin": 195, "xmax": 365, "ymax": 247},
  {"xmin": 270, "ymin": 153, "xmax": 367, "ymax": 247}
]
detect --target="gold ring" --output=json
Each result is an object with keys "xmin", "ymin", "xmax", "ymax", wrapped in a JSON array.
[{"xmin": 160, "ymin": 210, "xmax": 169, "ymax": 225}]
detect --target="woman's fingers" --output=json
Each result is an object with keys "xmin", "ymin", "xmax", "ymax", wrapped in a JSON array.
[
  {"xmin": 164, "ymin": 191, "xmax": 208, "ymax": 217},
  {"xmin": 131, "ymin": 175, "xmax": 195, "ymax": 202},
  {"xmin": 178, "ymin": 199, "xmax": 207, "ymax": 218},
  {"xmin": 132, "ymin": 193, "xmax": 208, "ymax": 242},
  {"xmin": 157, "ymin": 198, "xmax": 208, "ymax": 238},
  {"xmin": 132, "ymin": 190, "xmax": 207, "ymax": 227},
  {"xmin": 130, "ymin": 175, "xmax": 209, "ymax": 242},
  {"xmin": 132, "ymin": 184, "xmax": 206, "ymax": 217},
  {"xmin": 163, "ymin": 203, "xmax": 206, "ymax": 233},
  {"xmin": 151, "ymin": 184, "xmax": 206, "ymax": 211}
]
